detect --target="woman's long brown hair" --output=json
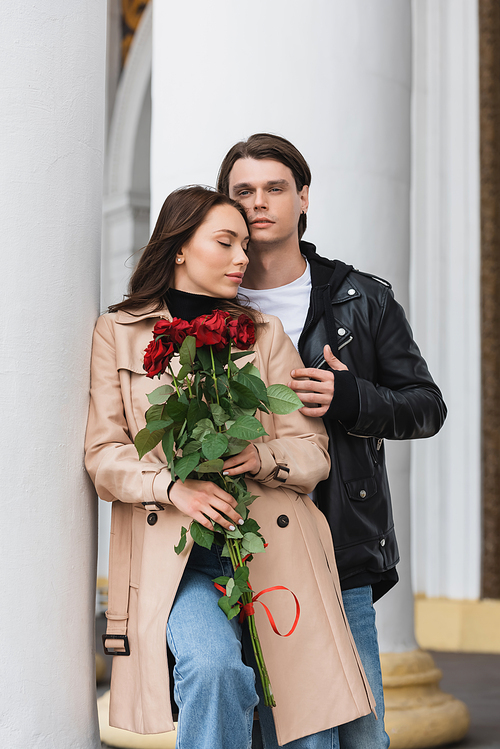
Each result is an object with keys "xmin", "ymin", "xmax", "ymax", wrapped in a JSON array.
[{"xmin": 109, "ymin": 186, "xmax": 261, "ymax": 325}]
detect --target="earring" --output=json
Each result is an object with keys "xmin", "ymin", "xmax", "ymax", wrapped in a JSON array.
[{"xmin": 176, "ymin": 257, "xmax": 182, "ymax": 263}]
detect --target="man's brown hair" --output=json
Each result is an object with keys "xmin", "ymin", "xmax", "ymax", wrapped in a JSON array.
[{"xmin": 217, "ymin": 133, "xmax": 312, "ymax": 239}]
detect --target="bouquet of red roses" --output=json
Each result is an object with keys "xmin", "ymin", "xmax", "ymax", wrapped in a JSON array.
[{"xmin": 135, "ymin": 309, "xmax": 302, "ymax": 707}]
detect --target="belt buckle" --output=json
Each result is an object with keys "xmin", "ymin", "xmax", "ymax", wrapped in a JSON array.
[{"xmin": 102, "ymin": 633, "xmax": 130, "ymax": 656}]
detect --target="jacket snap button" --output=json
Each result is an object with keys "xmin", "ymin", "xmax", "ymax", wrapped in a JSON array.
[
  {"xmin": 147, "ymin": 513, "xmax": 158, "ymax": 526},
  {"xmin": 359, "ymin": 490, "xmax": 367, "ymax": 498},
  {"xmin": 277, "ymin": 515, "xmax": 289, "ymax": 528},
  {"xmin": 337, "ymin": 327, "xmax": 346, "ymax": 336},
  {"xmin": 380, "ymin": 538, "xmax": 386, "ymax": 547},
  {"xmin": 347, "ymin": 288, "xmax": 356, "ymax": 296}
]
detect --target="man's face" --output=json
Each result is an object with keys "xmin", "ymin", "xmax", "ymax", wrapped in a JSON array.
[{"xmin": 228, "ymin": 158, "xmax": 308, "ymax": 247}]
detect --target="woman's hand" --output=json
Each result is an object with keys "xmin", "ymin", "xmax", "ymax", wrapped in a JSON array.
[
  {"xmin": 222, "ymin": 444, "xmax": 261, "ymax": 477},
  {"xmin": 168, "ymin": 479, "xmax": 244, "ymax": 531}
]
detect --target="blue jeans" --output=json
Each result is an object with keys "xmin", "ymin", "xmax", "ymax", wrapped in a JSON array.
[
  {"xmin": 251, "ymin": 586, "xmax": 389, "ymax": 749},
  {"xmin": 167, "ymin": 543, "xmax": 258, "ymax": 749},
  {"xmin": 337, "ymin": 586, "xmax": 390, "ymax": 749}
]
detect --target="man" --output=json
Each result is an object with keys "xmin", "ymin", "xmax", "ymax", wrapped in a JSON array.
[{"xmin": 217, "ymin": 133, "xmax": 447, "ymax": 748}]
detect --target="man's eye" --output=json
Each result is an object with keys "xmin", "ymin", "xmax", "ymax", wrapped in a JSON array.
[
  {"xmin": 270, "ymin": 188, "xmax": 282, "ymax": 193},
  {"xmin": 238, "ymin": 190, "xmax": 251, "ymax": 197}
]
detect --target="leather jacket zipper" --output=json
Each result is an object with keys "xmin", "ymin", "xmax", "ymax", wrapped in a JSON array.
[{"xmin": 369, "ymin": 438, "xmax": 383, "ymax": 465}]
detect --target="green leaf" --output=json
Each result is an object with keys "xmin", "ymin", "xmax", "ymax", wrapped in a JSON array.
[
  {"xmin": 177, "ymin": 364, "xmax": 191, "ymax": 381},
  {"xmin": 166, "ymin": 397, "xmax": 189, "ymax": 422},
  {"xmin": 230, "ymin": 380, "xmax": 261, "ymax": 409},
  {"xmin": 212, "ymin": 575, "xmax": 230, "ymax": 586},
  {"xmin": 179, "ymin": 336, "xmax": 196, "ymax": 366},
  {"xmin": 182, "ymin": 440, "xmax": 202, "ymax": 456},
  {"xmin": 135, "ymin": 428, "xmax": 164, "ymax": 459},
  {"xmin": 190, "ymin": 521, "xmax": 214, "ymax": 550},
  {"xmin": 162, "ymin": 429, "xmax": 175, "ymax": 468},
  {"xmin": 174, "ymin": 526, "xmax": 188, "ymax": 555},
  {"xmin": 224, "ymin": 437, "xmax": 250, "ymax": 457},
  {"xmin": 210, "ymin": 403, "xmax": 230, "ymax": 426},
  {"xmin": 266, "ymin": 384, "xmax": 303, "ymax": 414},
  {"xmin": 196, "ymin": 459, "xmax": 224, "ymax": 474},
  {"xmin": 240, "ymin": 362, "xmax": 262, "ymax": 378},
  {"xmin": 147, "ymin": 384, "xmax": 174, "ymax": 404},
  {"xmin": 240, "ymin": 517, "xmax": 261, "ymax": 534},
  {"xmin": 192, "ymin": 418, "xmax": 216, "ymax": 440},
  {"xmin": 178, "ymin": 389, "xmax": 190, "ymax": 405},
  {"xmin": 221, "ymin": 543, "xmax": 231, "ymax": 558},
  {"xmin": 174, "ymin": 452, "xmax": 201, "ymax": 482},
  {"xmin": 231, "ymin": 405, "xmax": 257, "ymax": 419},
  {"xmin": 196, "ymin": 346, "xmax": 213, "ymax": 371},
  {"xmin": 224, "ymin": 525, "xmax": 243, "ymax": 539},
  {"xmin": 201, "ymin": 432, "xmax": 229, "ymax": 461},
  {"xmin": 216, "ymin": 377, "xmax": 229, "ymax": 395},
  {"xmin": 227, "ymin": 415, "xmax": 267, "ymax": 440},
  {"xmin": 234, "ymin": 565, "xmax": 250, "ymax": 586},
  {"xmin": 234, "ymin": 371, "xmax": 269, "ymax": 405},
  {"xmin": 145, "ymin": 403, "xmax": 169, "ymax": 422},
  {"xmin": 177, "ymin": 428, "xmax": 188, "ymax": 448},
  {"xmin": 146, "ymin": 419, "xmax": 173, "ymax": 432},
  {"xmin": 242, "ymin": 532, "xmax": 265, "ymax": 554},
  {"xmin": 226, "ymin": 578, "xmax": 235, "ymax": 597},
  {"xmin": 218, "ymin": 596, "xmax": 241, "ymax": 620},
  {"xmin": 187, "ymin": 399, "xmax": 209, "ymax": 430},
  {"xmin": 230, "ymin": 350, "xmax": 254, "ymax": 361}
]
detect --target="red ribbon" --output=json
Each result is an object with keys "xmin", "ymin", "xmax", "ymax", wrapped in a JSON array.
[{"xmin": 214, "ymin": 582, "xmax": 300, "ymax": 637}]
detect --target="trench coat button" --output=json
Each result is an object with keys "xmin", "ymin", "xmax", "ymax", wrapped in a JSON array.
[
  {"xmin": 277, "ymin": 515, "xmax": 289, "ymax": 528},
  {"xmin": 380, "ymin": 538, "xmax": 386, "ymax": 547},
  {"xmin": 337, "ymin": 327, "xmax": 346, "ymax": 336},
  {"xmin": 347, "ymin": 288, "xmax": 356, "ymax": 296},
  {"xmin": 359, "ymin": 489, "xmax": 367, "ymax": 498},
  {"xmin": 147, "ymin": 513, "xmax": 158, "ymax": 526}
]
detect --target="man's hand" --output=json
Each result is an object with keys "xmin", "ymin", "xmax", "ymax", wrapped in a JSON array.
[
  {"xmin": 222, "ymin": 443, "xmax": 261, "ymax": 477},
  {"xmin": 288, "ymin": 345, "xmax": 348, "ymax": 417}
]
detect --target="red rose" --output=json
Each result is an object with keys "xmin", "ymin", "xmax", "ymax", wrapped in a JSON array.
[
  {"xmin": 169, "ymin": 318, "xmax": 193, "ymax": 345},
  {"xmin": 228, "ymin": 314, "xmax": 256, "ymax": 350},
  {"xmin": 190, "ymin": 310, "xmax": 230, "ymax": 351},
  {"xmin": 152, "ymin": 317, "xmax": 193, "ymax": 346},
  {"xmin": 143, "ymin": 337, "xmax": 175, "ymax": 378}
]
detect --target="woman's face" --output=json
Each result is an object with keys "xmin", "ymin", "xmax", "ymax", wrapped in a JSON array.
[{"xmin": 174, "ymin": 204, "xmax": 249, "ymax": 298}]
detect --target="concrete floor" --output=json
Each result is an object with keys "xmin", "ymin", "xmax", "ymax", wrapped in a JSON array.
[
  {"xmin": 97, "ymin": 614, "xmax": 500, "ymax": 748},
  {"xmin": 431, "ymin": 651, "xmax": 500, "ymax": 749}
]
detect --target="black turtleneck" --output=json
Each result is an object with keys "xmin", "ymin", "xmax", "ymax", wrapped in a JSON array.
[{"xmin": 165, "ymin": 288, "xmax": 230, "ymax": 321}]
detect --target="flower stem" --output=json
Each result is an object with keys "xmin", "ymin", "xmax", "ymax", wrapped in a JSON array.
[
  {"xmin": 228, "ymin": 538, "xmax": 275, "ymax": 708},
  {"xmin": 209, "ymin": 346, "xmax": 220, "ymax": 406},
  {"xmin": 167, "ymin": 363, "xmax": 181, "ymax": 397}
]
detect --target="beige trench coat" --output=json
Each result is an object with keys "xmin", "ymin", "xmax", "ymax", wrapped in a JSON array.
[{"xmin": 85, "ymin": 307, "xmax": 375, "ymax": 746}]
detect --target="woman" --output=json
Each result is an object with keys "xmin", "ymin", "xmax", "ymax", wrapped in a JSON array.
[{"xmin": 85, "ymin": 186, "xmax": 374, "ymax": 749}]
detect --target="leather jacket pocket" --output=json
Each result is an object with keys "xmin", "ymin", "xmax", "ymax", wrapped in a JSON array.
[{"xmin": 345, "ymin": 477, "xmax": 377, "ymax": 501}]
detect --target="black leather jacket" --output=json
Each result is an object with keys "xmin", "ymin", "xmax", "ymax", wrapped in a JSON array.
[{"xmin": 298, "ymin": 242, "xmax": 447, "ymax": 601}]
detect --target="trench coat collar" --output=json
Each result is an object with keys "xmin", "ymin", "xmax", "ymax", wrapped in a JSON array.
[{"xmin": 115, "ymin": 306, "xmax": 172, "ymax": 324}]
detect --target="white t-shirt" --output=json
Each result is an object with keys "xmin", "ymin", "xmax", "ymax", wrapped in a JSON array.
[{"xmin": 239, "ymin": 261, "xmax": 312, "ymax": 350}]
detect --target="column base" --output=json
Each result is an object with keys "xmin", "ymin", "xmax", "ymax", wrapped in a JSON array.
[
  {"xmin": 97, "ymin": 691, "xmax": 177, "ymax": 748},
  {"xmin": 381, "ymin": 649, "xmax": 470, "ymax": 748}
]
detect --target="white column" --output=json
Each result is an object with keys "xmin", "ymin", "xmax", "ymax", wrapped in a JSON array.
[
  {"xmin": 411, "ymin": 0, "xmax": 481, "ymax": 602},
  {"xmin": 0, "ymin": 3, "xmax": 105, "ymax": 747}
]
